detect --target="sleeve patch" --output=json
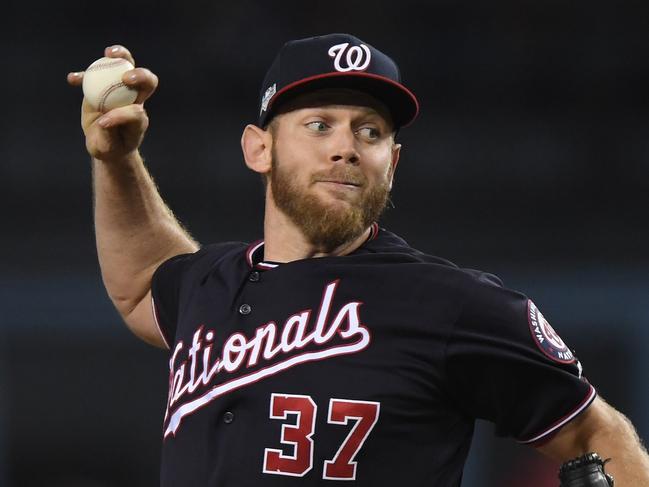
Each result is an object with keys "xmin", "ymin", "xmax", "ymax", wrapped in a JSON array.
[{"xmin": 527, "ymin": 300, "xmax": 576, "ymax": 364}]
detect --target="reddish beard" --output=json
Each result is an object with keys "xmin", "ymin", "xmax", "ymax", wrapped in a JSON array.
[{"xmin": 270, "ymin": 149, "xmax": 391, "ymax": 252}]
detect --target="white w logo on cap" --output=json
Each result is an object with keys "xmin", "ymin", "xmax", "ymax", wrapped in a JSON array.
[{"xmin": 328, "ymin": 42, "xmax": 371, "ymax": 72}]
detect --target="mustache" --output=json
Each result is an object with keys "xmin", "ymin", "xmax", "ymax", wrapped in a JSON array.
[{"xmin": 311, "ymin": 168, "xmax": 367, "ymax": 187}]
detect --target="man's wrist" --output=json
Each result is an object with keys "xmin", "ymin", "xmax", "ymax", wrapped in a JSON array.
[{"xmin": 92, "ymin": 150, "xmax": 142, "ymax": 167}]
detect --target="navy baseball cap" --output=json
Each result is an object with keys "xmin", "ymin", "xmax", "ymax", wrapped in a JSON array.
[{"xmin": 258, "ymin": 33, "xmax": 419, "ymax": 129}]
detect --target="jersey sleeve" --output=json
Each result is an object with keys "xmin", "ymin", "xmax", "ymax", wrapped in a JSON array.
[
  {"xmin": 445, "ymin": 272, "xmax": 596, "ymax": 444},
  {"xmin": 150, "ymin": 252, "xmax": 197, "ymax": 348}
]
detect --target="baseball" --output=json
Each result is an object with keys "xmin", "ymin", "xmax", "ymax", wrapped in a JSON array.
[{"xmin": 82, "ymin": 57, "xmax": 138, "ymax": 112}]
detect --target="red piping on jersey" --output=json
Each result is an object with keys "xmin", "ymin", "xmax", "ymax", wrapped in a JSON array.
[
  {"xmin": 517, "ymin": 383, "xmax": 596, "ymax": 445},
  {"xmin": 151, "ymin": 296, "xmax": 171, "ymax": 350},
  {"xmin": 246, "ymin": 240, "xmax": 264, "ymax": 268},
  {"xmin": 369, "ymin": 222, "xmax": 379, "ymax": 240}
]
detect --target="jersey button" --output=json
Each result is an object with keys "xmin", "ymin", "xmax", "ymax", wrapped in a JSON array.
[
  {"xmin": 239, "ymin": 303, "xmax": 252, "ymax": 315},
  {"xmin": 248, "ymin": 271, "xmax": 260, "ymax": 282},
  {"xmin": 223, "ymin": 411, "xmax": 234, "ymax": 424}
]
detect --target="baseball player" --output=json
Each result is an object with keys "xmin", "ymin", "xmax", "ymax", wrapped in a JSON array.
[{"xmin": 68, "ymin": 34, "xmax": 649, "ymax": 485}]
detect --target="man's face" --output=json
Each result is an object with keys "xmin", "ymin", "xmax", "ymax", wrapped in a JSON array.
[{"xmin": 267, "ymin": 90, "xmax": 400, "ymax": 252}]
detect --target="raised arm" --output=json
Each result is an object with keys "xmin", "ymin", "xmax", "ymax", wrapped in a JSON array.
[
  {"xmin": 68, "ymin": 45, "xmax": 199, "ymax": 348},
  {"xmin": 536, "ymin": 396, "xmax": 649, "ymax": 485}
]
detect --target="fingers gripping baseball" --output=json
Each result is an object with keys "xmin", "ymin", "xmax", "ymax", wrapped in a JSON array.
[
  {"xmin": 68, "ymin": 45, "xmax": 158, "ymax": 162},
  {"xmin": 85, "ymin": 104, "xmax": 150, "ymax": 161}
]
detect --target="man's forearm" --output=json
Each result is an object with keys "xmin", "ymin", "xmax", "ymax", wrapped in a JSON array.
[
  {"xmin": 539, "ymin": 397, "xmax": 649, "ymax": 485},
  {"xmin": 585, "ymin": 408, "xmax": 649, "ymax": 485},
  {"xmin": 93, "ymin": 151, "xmax": 199, "ymax": 316}
]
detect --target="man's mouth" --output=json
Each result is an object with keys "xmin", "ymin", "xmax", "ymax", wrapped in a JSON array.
[{"xmin": 317, "ymin": 180, "xmax": 362, "ymax": 189}]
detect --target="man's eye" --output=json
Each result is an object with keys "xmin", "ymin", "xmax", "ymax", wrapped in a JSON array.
[
  {"xmin": 358, "ymin": 127, "xmax": 380, "ymax": 139},
  {"xmin": 306, "ymin": 121, "xmax": 328, "ymax": 132}
]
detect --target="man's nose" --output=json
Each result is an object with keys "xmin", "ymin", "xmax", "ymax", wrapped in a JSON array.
[{"xmin": 330, "ymin": 129, "xmax": 360, "ymax": 165}]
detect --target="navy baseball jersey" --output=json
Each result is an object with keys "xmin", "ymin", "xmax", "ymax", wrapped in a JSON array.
[{"xmin": 151, "ymin": 225, "xmax": 595, "ymax": 486}]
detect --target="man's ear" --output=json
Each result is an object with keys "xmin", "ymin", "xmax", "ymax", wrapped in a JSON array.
[
  {"xmin": 241, "ymin": 124, "xmax": 272, "ymax": 174},
  {"xmin": 388, "ymin": 143, "xmax": 401, "ymax": 190}
]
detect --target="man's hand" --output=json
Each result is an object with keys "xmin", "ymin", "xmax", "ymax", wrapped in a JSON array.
[{"xmin": 67, "ymin": 45, "xmax": 159, "ymax": 162}]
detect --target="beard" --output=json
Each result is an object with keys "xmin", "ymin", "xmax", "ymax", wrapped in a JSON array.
[{"xmin": 270, "ymin": 148, "xmax": 391, "ymax": 252}]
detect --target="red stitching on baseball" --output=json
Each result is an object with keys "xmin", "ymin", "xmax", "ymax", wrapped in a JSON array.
[
  {"xmin": 98, "ymin": 82, "xmax": 130, "ymax": 112},
  {"xmin": 87, "ymin": 59, "xmax": 130, "ymax": 72}
]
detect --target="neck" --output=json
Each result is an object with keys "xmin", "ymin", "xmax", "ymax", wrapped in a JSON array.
[{"xmin": 262, "ymin": 196, "xmax": 371, "ymax": 263}]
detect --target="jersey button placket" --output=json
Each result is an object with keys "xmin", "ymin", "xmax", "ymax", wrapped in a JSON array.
[
  {"xmin": 223, "ymin": 411, "xmax": 234, "ymax": 424},
  {"xmin": 238, "ymin": 303, "xmax": 251, "ymax": 315},
  {"xmin": 248, "ymin": 271, "xmax": 260, "ymax": 282}
]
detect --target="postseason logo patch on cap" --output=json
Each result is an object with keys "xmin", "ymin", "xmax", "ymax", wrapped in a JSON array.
[
  {"xmin": 527, "ymin": 300, "xmax": 576, "ymax": 364},
  {"xmin": 260, "ymin": 83, "xmax": 276, "ymax": 115}
]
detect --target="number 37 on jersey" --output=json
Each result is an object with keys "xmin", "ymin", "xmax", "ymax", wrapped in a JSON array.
[{"xmin": 263, "ymin": 393, "xmax": 380, "ymax": 481}]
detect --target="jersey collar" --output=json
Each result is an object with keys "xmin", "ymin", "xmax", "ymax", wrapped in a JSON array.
[{"xmin": 245, "ymin": 222, "xmax": 380, "ymax": 269}]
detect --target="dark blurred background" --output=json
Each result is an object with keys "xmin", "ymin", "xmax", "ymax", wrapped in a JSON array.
[{"xmin": 2, "ymin": 0, "xmax": 648, "ymax": 485}]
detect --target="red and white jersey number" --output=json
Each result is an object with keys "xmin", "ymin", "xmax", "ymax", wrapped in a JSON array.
[
  {"xmin": 263, "ymin": 393, "xmax": 380, "ymax": 481},
  {"xmin": 323, "ymin": 398, "xmax": 380, "ymax": 480},
  {"xmin": 263, "ymin": 394, "xmax": 316, "ymax": 477}
]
